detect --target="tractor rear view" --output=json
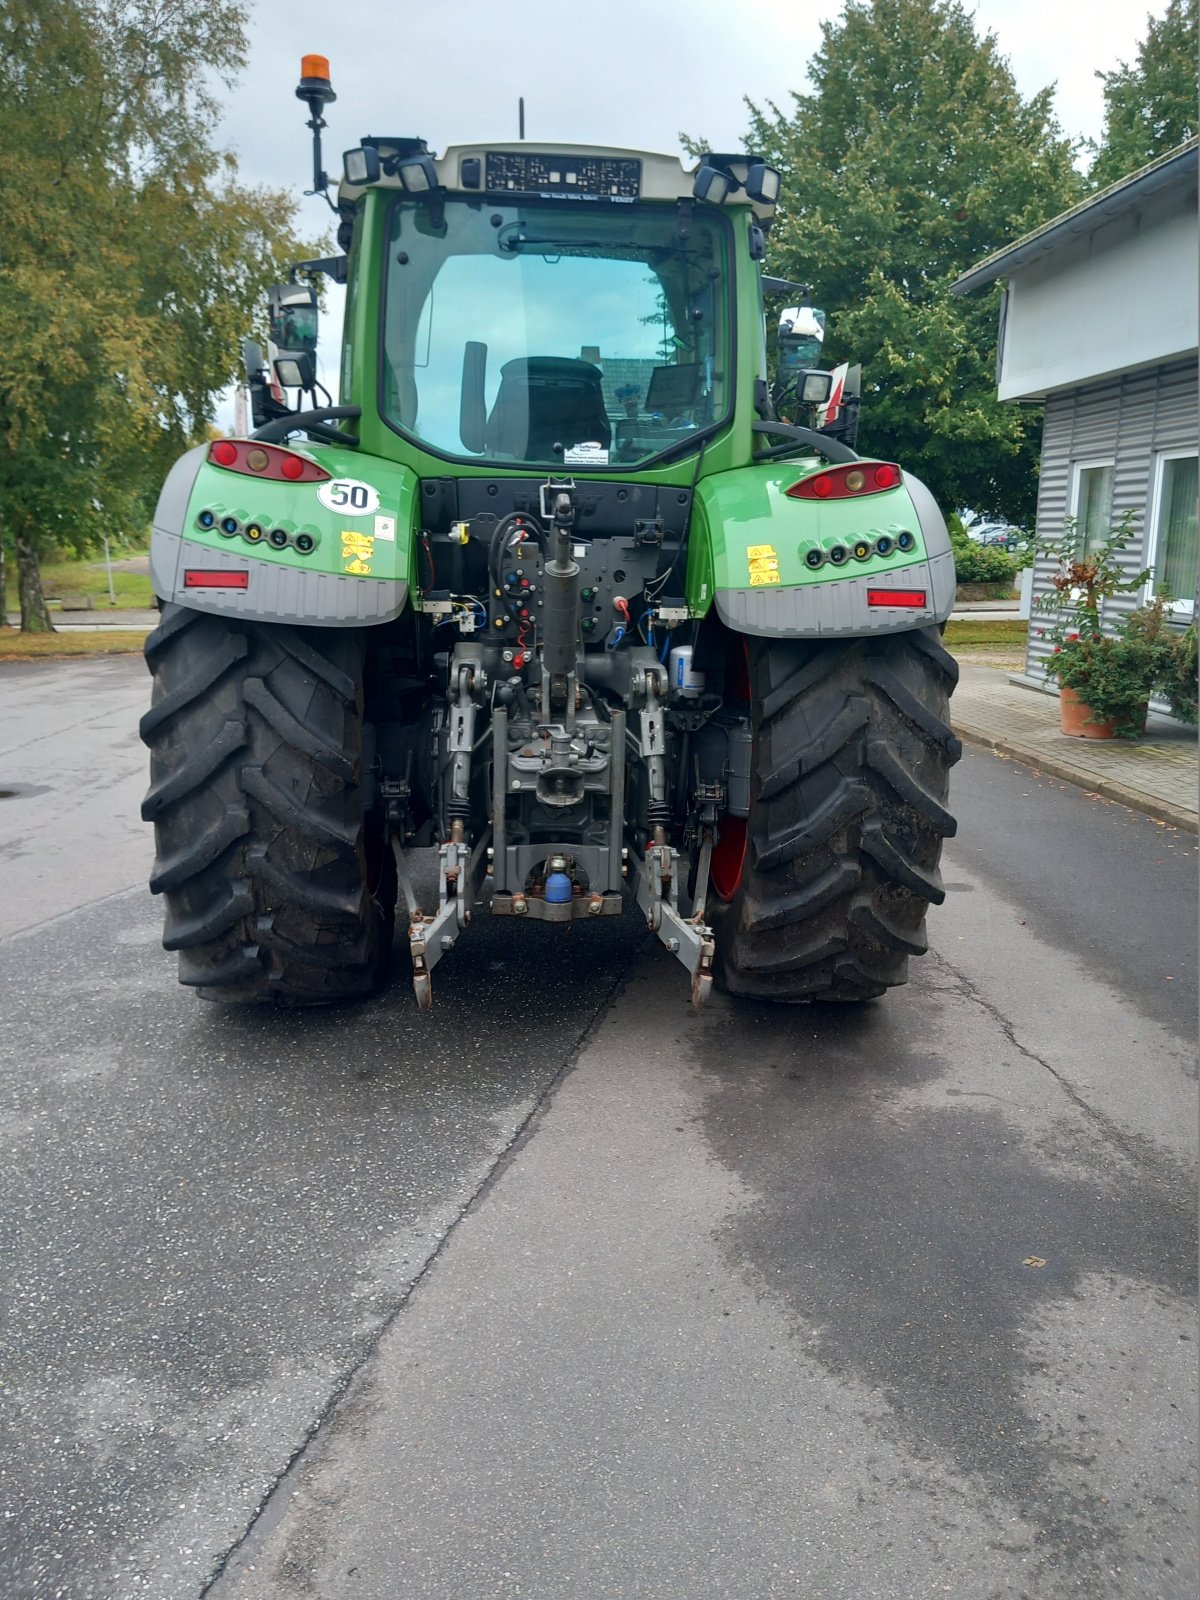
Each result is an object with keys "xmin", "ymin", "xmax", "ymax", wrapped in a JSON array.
[{"xmin": 140, "ymin": 57, "xmax": 960, "ymax": 1009}]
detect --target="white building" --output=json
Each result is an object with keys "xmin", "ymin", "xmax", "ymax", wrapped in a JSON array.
[{"xmin": 953, "ymin": 138, "xmax": 1198, "ymax": 686}]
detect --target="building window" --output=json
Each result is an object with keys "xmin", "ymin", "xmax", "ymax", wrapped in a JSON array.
[
  {"xmin": 1070, "ymin": 460, "xmax": 1114, "ymax": 553},
  {"xmin": 1148, "ymin": 452, "xmax": 1198, "ymax": 617}
]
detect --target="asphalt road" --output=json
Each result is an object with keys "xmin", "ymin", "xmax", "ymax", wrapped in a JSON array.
[{"xmin": 1, "ymin": 654, "xmax": 1195, "ymax": 1600}]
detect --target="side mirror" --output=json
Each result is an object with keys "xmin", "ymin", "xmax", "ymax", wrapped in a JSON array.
[{"xmin": 268, "ymin": 281, "xmax": 319, "ymax": 355}]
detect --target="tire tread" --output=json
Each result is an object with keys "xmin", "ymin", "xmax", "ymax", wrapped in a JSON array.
[{"xmin": 713, "ymin": 628, "xmax": 958, "ymax": 1002}]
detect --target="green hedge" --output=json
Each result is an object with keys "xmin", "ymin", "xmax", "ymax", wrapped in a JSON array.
[{"xmin": 949, "ymin": 532, "xmax": 1020, "ymax": 586}]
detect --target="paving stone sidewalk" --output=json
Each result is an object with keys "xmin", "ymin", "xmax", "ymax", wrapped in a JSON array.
[{"xmin": 953, "ymin": 661, "xmax": 1198, "ymax": 832}]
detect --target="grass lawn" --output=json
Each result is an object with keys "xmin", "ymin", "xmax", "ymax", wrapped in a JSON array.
[
  {"xmin": 2, "ymin": 615, "xmax": 1027, "ymax": 662},
  {"xmin": 0, "ymin": 629, "xmax": 149, "ymax": 660},
  {"xmin": 4, "ymin": 560, "xmax": 153, "ymax": 612},
  {"xmin": 943, "ymin": 619, "xmax": 1028, "ymax": 649}
]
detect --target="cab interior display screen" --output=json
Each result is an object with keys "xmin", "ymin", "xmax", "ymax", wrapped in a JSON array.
[{"xmin": 485, "ymin": 153, "xmax": 641, "ymax": 200}]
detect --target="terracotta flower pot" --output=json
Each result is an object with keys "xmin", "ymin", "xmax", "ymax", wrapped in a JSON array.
[{"xmin": 1059, "ymin": 685, "xmax": 1117, "ymax": 739}]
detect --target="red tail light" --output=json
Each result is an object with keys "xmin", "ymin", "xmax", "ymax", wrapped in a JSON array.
[
  {"xmin": 786, "ymin": 462, "xmax": 902, "ymax": 500},
  {"xmin": 183, "ymin": 569, "xmax": 250, "ymax": 589},
  {"xmin": 867, "ymin": 588, "xmax": 927, "ymax": 608},
  {"xmin": 207, "ymin": 440, "xmax": 329, "ymax": 483}
]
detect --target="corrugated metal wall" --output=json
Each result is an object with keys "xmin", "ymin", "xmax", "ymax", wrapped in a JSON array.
[{"xmin": 1025, "ymin": 359, "xmax": 1197, "ymax": 680}]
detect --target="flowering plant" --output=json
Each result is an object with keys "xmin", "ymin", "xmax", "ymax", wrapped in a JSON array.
[{"xmin": 1035, "ymin": 515, "xmax": 1155, "ymax": 736}]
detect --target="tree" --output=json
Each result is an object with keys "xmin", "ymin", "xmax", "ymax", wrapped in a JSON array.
[
  {"xmin": 0, "ymin": 2, "xmax": 318, "ymax": 630},
  {"xmin": 1091, "ymin": 0, "xmax": 1198, "ymax": 188},
  {"xmin": 739, "ymin": 0, "xmax": 1083, "ymax": 523}
]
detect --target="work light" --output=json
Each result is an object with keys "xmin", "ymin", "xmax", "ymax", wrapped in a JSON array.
[
  {"xmin": 343, "ymin": 146, "xmax": 381, "ymax": 185},
  {"xmin": 692, "ymin": 164, "xmax": 733, "ymax": 204}
]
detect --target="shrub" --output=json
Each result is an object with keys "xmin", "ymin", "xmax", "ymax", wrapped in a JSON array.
[
  {"xmin": 949, "ymin": 530, "xmax": 1018, "ymax": 585},
  {"xmin": 1158, "ymin": 623, "xmax": 1198, "ymax": 724}
]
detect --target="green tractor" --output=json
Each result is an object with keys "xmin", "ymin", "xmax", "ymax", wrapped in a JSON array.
[{"xmin": 140, "ymin": 56, "xmax": 960, "ymax": 1010}]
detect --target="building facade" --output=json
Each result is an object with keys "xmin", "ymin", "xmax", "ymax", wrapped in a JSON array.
[{"xmin": 954, "ymin": 140, "xmax": 1198, "ymax": 687}]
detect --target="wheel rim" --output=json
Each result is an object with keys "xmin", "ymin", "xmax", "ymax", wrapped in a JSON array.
[
  {"xmin": 710, "ymin": 815, "xmax": 747, "ymax": 901},
  {"xmin": 709, "ymin": 634, "xmax": 750, "ymax": 901}
]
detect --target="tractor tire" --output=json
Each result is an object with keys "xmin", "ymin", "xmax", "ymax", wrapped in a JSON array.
[
  {"xmin": 139, "ymin": 604, "xmax": 395, "ymax": 1005},
  {"xmin": 709, "ymin": 628, "xmax": 960, "ymax": 1002}
]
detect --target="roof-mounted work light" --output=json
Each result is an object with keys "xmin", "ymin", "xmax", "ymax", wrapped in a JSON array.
[
  {"xmin": 692, "ymin": 163, "xmax": 734, "ymax": 204},
  {"xmin": 395, "ymin": 152, "xmax": 440, "ymax": 193},
  {"xmin": 744, "ymin": 162, "xmax": 781, "ymax": 204},
  {"xmin": 343, "ymin": 145, "xmax": 381, "ymax": 186}
]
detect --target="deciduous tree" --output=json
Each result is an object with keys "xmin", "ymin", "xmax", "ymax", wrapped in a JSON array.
[
  {"xmin": 738, "ymin": 0, "xmax": 1082, "ymax": 523},
  {"xmin": 0, "ymin": 1, "xmax": 317, "ymax": 629},
  {"xmin": 1090, "ymin": 0, "xmax": 1198, "ymax": 188}
]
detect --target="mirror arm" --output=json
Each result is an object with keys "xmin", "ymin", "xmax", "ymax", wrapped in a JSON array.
[
  {"xmin": 289, "ymin": 253, "xmax": 348, "ymax": 284},
  {"xmin": 751, "ymin": 421, "xmax": 860, "ymax": 464}
]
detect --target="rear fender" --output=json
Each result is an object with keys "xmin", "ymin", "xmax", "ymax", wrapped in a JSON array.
[
  {"xmin": 148, "ymin": 443, "xmax": 415, "ymax": 627},
  {"xmin": 686, "ymin": 462, "xmax": 955, "ymax": 638}
]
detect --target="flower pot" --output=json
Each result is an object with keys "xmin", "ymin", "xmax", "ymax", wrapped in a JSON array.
[{"xmin": 1059, "ymin": 686, "xmax": 1117, "ymax": 739}]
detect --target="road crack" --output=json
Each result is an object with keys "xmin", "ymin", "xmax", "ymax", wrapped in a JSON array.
[
  {"xmin": 197, "ymin": 937, "xmax": 648, "ymax": 1597},
  {"xmin": 928, "ymin": 946, "xmax": 1188, "ymax": 1175}
]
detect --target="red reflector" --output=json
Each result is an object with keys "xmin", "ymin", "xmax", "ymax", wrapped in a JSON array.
[
  {"xmin": 867, "ymin": 588, "xmax": 927, "ymax": 608},
  {"xmin": 211, "ymin": 440, "xmax": 238, "ymax": 467},
  {"xmin": 183, "ymin": 570, "xmax": 250, "ymax": 589},
  {"xmin": 787, "ymin": 461, "xmax": 903, "ymax": 501}
]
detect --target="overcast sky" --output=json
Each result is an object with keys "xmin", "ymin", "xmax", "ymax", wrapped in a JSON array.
[
  {"xmin": 219, "ymin": 0, "xmax": 1163, "ymax": 188},
  {"xmin": 214, "ymin": 0, "xmax": 1167, "ymax": 419}
]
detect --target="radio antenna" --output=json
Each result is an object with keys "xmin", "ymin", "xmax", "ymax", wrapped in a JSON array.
[{"xmin": 518, "ymin": 97, "xmax": 525, "ymax": 140}]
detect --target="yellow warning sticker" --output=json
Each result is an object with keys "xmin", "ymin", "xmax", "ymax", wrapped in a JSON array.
[
  {"xmin": 341, "ymin": 530, "xmax": 375, "ymax": 575},
  {"xmin": 747, "ymin": 544, "xmax": 778, "ymax": 560},
  {"xmin": 749, "ymin": 568, "xmax": 782, "ymax": 586}
]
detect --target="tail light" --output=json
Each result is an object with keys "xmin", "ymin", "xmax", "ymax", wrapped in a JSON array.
[
  {"xmin": 208, "ymin": 440, "xmax": 330, "ymax": 483},
  {"xmin": 786, "ymin": 462, "xmax": 902, "ymax": 501}
]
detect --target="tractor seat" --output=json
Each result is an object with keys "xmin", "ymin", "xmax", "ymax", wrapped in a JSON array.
[{"xmin": 485, "ymin": 357, "xmax": 612, "ymax": 461}]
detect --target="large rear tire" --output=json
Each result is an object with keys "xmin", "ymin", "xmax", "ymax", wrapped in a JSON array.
[
  {"xmin": 139, "ymin": 605, "xmax": 395, "ymax": 1004},
  {"xmin": 710, "ymin": 628, "xmax": 960, "ymax": 1002}
]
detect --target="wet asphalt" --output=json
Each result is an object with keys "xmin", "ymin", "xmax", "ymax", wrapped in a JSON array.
[{"xmin": 0, "ymin": 654, "xmax": 1195, "ymax": 1599}]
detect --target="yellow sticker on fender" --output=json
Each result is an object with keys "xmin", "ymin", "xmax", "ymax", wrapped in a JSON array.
[
  {"xmin": 749, "ymin": 568, "xmax": 781, "ymax": 586},
  {"xmin": 341, "ymin": 530, "xmax": 375, "ymax": 574},
  {"xmin": 747, "ymin": 544, "xmax": 778, "ymax": 560}
]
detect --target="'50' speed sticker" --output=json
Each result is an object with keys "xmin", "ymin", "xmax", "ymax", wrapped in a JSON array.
[{"xmin": 316, "ymin": 478, "xmax": 380, "ymax": 517}]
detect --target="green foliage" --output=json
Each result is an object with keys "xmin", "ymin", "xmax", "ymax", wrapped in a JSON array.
[
  {"xmin": 1034, "ymin": 514, "xmax": 1150, "ymax": 637},
  {"xmin": 0, "ymin": 1, "xmax": 322, "ymax": 626},
  {"xmin": 739, "ymin": 0, "xmax": 1083, "ymax": 524},
  {"xmin": 948, "ymin": 526, "xmax": 1018, "ymax": 585},
  {"xmin": 1091, "ymin": 0, "xmax": 1198, "ymax": 188},
  {"xmin": 1044, "ymin": 632, "xmax": 1159, "ymax": 735},
  {"xmin": 1156, "ymin": 622, "xmax": 1199, "ymax": 724}
]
